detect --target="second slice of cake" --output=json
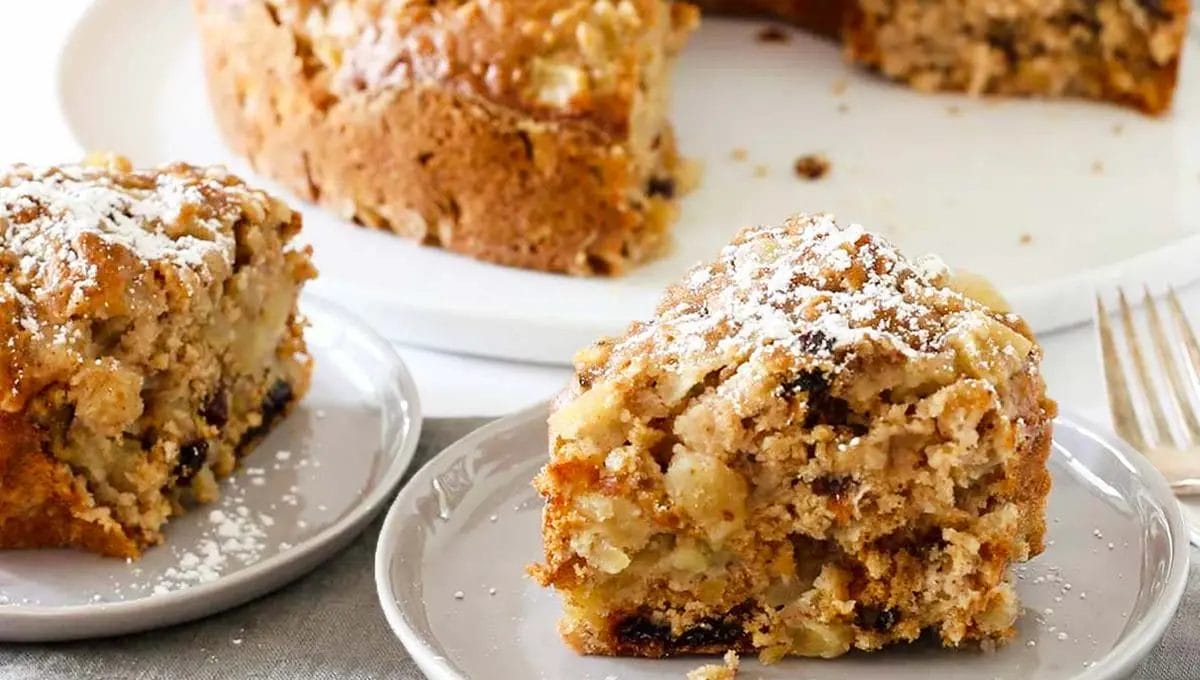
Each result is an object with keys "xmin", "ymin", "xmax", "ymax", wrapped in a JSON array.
[
  {"xmin": 533, "ymin": 213, "xmax": 1055, "ymax": 660},
  {"xmin": 0, "ymin": 156, "xmax": 315, "ymax": 558}
]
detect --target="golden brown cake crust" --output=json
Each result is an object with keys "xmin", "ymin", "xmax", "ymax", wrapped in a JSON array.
[
  {"xmin": 534, "ymin": 214, "xmax": 1056, "ymax": 661},
  {"xmin": 194, "ymin": 0, "xmax": 698, "ymax": 275},
  {"xmin": 0, "ymin": 413, "xmax": 138, "ymax": 558},
  {"xmin": 0, "ymin": 156, "xmax": 315, "ymax": 557}
]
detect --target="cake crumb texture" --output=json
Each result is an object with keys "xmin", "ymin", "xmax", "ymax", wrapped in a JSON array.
[
  {"xmin": 533, "ymin": 213, "xmax": 1055, "ymax": 661},
  {"xmin": 0, "ymin": 155, "xmax": 315, "ymax": 557},
  {"xmin": 695, "ymin": 0, "xmax": 1190, "ymax": 113},
  {"xmin": 687, "ymin": 650, "xmax": 740, "ymax": 679}
]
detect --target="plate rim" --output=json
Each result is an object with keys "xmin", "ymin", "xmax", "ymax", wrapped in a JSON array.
[
  {"xmin": 373, "ymin": 403, "xmax": 1189, "ymax": 680},
  {"xmin": 53, "ymin": 0, "xmax": 1200, "ymax": 366},
  {"xmin": 0, "ymin": 292, "xmax": 424, "ymax": 640}
]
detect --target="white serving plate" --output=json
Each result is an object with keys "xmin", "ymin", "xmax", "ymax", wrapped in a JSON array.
[
  {"xmin": 375, "ymin": 405, "xmax": 1189, "ymax": 680},
  {"xmin": 0, "ymin": 294, "xmax": 422, "ymax": 642},
  {"xmin": 57, "ymin": 0, "xmax": 1200, "ymax": 364}
]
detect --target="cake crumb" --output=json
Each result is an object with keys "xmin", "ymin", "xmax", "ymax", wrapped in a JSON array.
[
  {"xmin": 794, "ymin": 154, "xmax": 831, "ymax": 181},
  {"xmin": 1091, "ymin": 160, "xmax": 1105, "ymax": 175},
  {"xmin": 837, "ymin": 102, "xmax": 851, "ymax": 114},
  {"xmin": 730, "ymin": 148, "xmax": 748, "ymax": 162},
  {"xmin": 831, "ymin": 77, "xmax": 849, "ymax": 96},
  {"xmin": 946, "ymin": 104, "xmax": 962, "ymax": 116},
  {"xmin": 756, "ymin": 25, "xmax": 789, "ymax": 43},
  {"xmin": 687, "ymin": 650, "xmax": 739, "ymax": 680},
  {"xmin": 752, "ymin": 164, "xmax": 769, "ymax": 178},
  {"xmin": 1019, "ymin": 233, "xmax": 1032, "ymax": 245},
  {"xmin": 1112, "ymin": 123, "xmax": 1124, "ymax": 136}
]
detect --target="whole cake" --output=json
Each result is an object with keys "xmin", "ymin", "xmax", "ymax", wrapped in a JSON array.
[
  {"xmin": 532, "ymin": 214, "xmax": 1056, "ymax": 660},
  {"xmin": 0, "ymin": 156, "xmax": 315, "ymax": 558},
  {"xmin": 193, "ymin": 0, "xmax": 698, "ymax": 276},
  {"xmin": 194, "ymin": 1, "xmax": 1190, "ymax": 276}
]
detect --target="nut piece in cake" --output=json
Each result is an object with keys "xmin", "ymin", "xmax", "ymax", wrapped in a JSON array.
[
  {"xmin": 532, "ymin": 213, "xmax": 1055, "ymax": 661},
  {"xmin": 0, "ymin": 156, "xmax": 315, "ymax": 558},
  {"xmin": 193, "ymin": 0, "xmax": 699, "ymax": 275}
]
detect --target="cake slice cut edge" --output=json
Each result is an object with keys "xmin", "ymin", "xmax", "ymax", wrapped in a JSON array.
[{"xmin": 532, "ymin": 212, "xmax": 1055, "ymax": 661}]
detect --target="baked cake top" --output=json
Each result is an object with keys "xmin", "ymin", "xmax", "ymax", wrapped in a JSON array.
[
  {"xmin": 571, "ymin": 213, "xmax": 1036, "ymax": 400},
  {"xmin": 211, "ymin": 0, "xmax": 697, "ymax": 132},
  {"xmin": 0, "ymin": 156, "xmax": 308, "ymax": 412}
]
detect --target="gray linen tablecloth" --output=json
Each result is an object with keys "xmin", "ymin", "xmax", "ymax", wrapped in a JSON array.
[{"xmin": 0, "ymin": 417, "xmax": 1197, "ymax": 679}]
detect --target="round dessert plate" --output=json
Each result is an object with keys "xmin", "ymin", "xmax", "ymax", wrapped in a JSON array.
[
  {"xmin": 0, "ymin": 294, "xmax": 422, "ymax": 642},
  {"xmin": 55, "ymin": 1, "xmax": 1200, "ymax": 363},
  {"xmin": 375, "ymin": 404, "xmax": 1188, "ymax": 680}
]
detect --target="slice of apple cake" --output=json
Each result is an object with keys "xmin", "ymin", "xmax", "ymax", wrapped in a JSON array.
[
  {"xmin": 532, "ymin": 213, "xmax": 1055, "ymax": 660},
  {"xmin": 0, "ymin": 156, "xmax": 315, "ymax": 558}
]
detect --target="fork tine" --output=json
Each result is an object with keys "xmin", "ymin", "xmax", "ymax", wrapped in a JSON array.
[
  {"xmin": 1118, "ymin": 288, "xmax": 1171, "ymax": 446},
  {"xmin": 1167, "ymin": 287, "xmax": 1200, "ymax": 387},
  {"xmin": 1097, "ymin": 293, "xmax": 1148, "ymax": 451},
  {"xmin": 1144, "ymin": 287, "xmax": 1200, "ymax": 442}
]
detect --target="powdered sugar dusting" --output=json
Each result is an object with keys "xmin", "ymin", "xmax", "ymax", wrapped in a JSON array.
[
  {"xmin": 150, "ymin": 491, "xmax": 269, "ymax": 595},
  {"xmin": 0, "ymin": 163, "xmax": 246, "ymax": 350},
  {"xmin": 618, "ymin": 214, "xmax": 982, "ymax": 364},
  {"xmin": 0, "ymin": 167, "xmax": 234, "ymax": 296}
]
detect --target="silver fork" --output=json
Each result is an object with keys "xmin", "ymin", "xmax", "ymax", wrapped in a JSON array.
[{"xmin": 1095, "ymin": 287, "xmax": 1200, "ymax": 495}]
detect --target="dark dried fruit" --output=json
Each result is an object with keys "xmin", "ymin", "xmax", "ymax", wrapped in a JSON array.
[
  {"xmin": 262, "ymin": 379, "xmax": 294, "ymax": 422},
  {"xmin": 237, "ymin": 380, "xmax": 295, "ymax": 453},
  {"xmin": 176, "ymin": 440, "xmax": 209, "ymax": 483},
  {"xmin": 646, "ymin": 177, "xmax": 676, "ymax": 199},
  {"xmin": 797, "ymin": 330, "xmax": 835, "ymax": 355},
  {"xmin": 804, "ymin": 393, "xmax": 851, "ymax": 428},
  {"xmin": 781, "ymin": 369, "xmax": 828, "ymax": 397},
  {"xmin": 811, "ymin": 475, "xmax": 854, "ymax": 498},
  {"xmin": 855, "ymin": 605, "xmax": 899, "ymax": 632},
  {"xmin": 614, "ymin": 616, "xmax": 671, "ymax": 646},
  {"xmin": 203, "ymin": 388, "xmax": 229, "ymax": 427},
  {"xmin": 676, "ymin": 618, "xmax": 744, "ymax": 648}
]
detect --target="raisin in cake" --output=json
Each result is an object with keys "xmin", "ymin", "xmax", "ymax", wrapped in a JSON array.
[
  {"xmin": 696, "ymin": 0, "xmax": 1191, "ymax": 113},
  {"xmin": 0, "ymin": 156, "xmax": 315, "ymax": 558},
  {"xmin": 532, "ymin": 213, "xmax": 1055, "ymax": 660},
  {"xmin": 193, "ymin": 0, "xmax": 698, "ymax": 275}
]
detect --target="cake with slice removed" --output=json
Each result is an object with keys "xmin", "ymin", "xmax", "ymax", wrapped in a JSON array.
[
  {"xmin": 695, "ymin": 0, "xmax": 1191, "ymax": 114},
  {"xmin": 532, "ymin": 213, "xmax": 1055, "ymax": 660}
]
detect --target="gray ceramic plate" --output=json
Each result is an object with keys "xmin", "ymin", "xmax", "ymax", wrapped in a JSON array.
[
  {"xmin": 0, "ymin": 294, "xmax": 422, "ymax": 642},
  {"xmin": 376, "ymin": 404, "xmax": 1188, "ymax": 680}
]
